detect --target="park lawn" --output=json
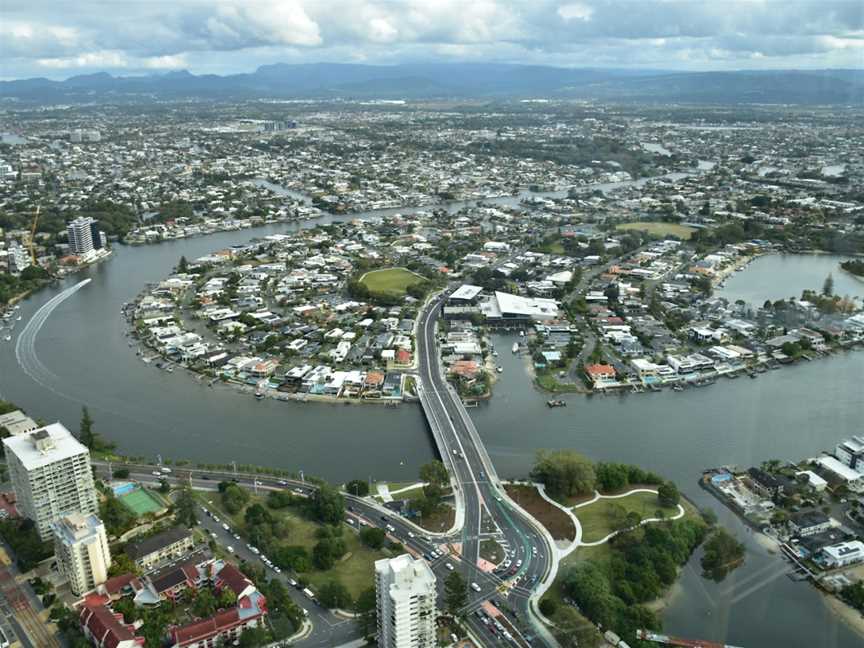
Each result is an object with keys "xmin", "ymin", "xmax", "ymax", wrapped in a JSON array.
[
  {"xmin": 575, "ymin": 491, "xmax": 678, "ymax": 544},
  {"xmin": 505, "ymin": 484, "xmax": 576, "ymax": 542},
  {"xmin": 196, "ymin": 491, "xmax": 386, "ymax": 599},
  {"xmin": 359, "ymin": 267, "xmax": 425, "ymax": 296},
  {"xmin": 616, "ymin": 222, "xmax": 697, "ymax": 240}
]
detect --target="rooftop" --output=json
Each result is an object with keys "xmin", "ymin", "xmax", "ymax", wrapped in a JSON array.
[{"xmin": 2, "ymin": 422, "xmax": 89, "ymax": 470}]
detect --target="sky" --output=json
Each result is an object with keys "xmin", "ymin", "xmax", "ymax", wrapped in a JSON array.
[{"xmin": 1, "ymin": 0, "xmax": 862, "ymax": 80}]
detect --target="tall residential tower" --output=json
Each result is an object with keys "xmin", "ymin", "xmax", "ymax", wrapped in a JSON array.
[
  {"xmin": 2, "ymin": 423, "xmax": 98, "ymax": 540},
  {"xmin": 375, "ymin": 554, "xmax": 437, "ymax": 648}
]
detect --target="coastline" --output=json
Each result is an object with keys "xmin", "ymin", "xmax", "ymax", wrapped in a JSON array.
[{"xmin": 824, "ymin": 592, "xmax": 864, "ymax": 639}]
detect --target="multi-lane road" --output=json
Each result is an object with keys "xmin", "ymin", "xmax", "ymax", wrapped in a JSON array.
[
  {"xmin": 416, "ymin": 292, "xmax": 558, "ymax": 647},
  {"xmin": 89, "ymin": 289, "xmax": 560, "ymax": 647}
]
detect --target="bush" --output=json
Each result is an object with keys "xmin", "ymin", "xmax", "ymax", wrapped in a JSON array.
[{"xmin": 539, "ymin": 598, "xmax": 557, "ymax": 617}]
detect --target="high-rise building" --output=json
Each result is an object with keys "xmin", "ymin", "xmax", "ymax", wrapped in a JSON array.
[
  {"xmin": 7, "ymin": 243, "xmax": 31, "ymax": 273},
  {"xmin": 53, "ymin": 512, "xmax": 111, "ymax": 595},
  {"xmin": 2, "ymin": 423, "xmax": 98, "ymax": 540},
  {"xmin": 375, "ymin": 554, "xmax": 437, "ymax": 648},
  {"xmin": 67, "ymin": 217, "xmax": 94, "ymax": 255}
]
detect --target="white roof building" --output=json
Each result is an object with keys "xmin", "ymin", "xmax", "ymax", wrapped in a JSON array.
[{"xmin": 375, "ymin": 554, "xmax": 437, "ymax": 648}]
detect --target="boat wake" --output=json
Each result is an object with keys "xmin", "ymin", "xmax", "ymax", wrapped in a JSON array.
[{"xmin": 14, "ymin": 279, "xmax": 92, "ymax": 398}]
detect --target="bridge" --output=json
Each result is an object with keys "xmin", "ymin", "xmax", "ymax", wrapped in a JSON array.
[{"xmin": 416, "ymin": 291, "xmax": 560, "ymax": 647}]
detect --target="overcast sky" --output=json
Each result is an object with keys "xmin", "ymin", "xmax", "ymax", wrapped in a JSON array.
[{"xmin": 1, "ymin": 0, "xmax": 862, "ymax": 80}]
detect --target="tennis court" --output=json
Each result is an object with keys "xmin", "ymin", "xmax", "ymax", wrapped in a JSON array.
[{"xmin": 119, "ymin": 487, "xmax": 165, "ymax": 515}]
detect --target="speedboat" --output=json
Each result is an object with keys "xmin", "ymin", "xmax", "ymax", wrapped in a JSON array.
[{"xmin": 512, "ymin": 342, "xmax": 519, "ymax": 353}]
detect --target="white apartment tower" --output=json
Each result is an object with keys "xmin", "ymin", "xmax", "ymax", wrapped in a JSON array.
[
  {"xmin": 2, "ymin": 423, "xmax": 98, "ymax": 540},
  {"xmin": 66, "ymin": 216, "xmax": 104, "ymax": 256},
  {"xmin": 53, "ymin": 513, "xmax": 111, "ymax": 595},
  {"xmin": 375, "ymin": 554, "xmax": 437, "ymax": 648}
]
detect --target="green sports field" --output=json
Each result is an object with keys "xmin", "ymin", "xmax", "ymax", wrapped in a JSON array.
[
  {"xmin": 359, "ymin": 267, "xmax": 426, "ymax": 296},
  {"xmin": 616, "ymin": 222, "xmax": 697, "ymax": 240},
  {"xmin": 120, "ymin": 488, "xmax": 166, "ymax": 516}
]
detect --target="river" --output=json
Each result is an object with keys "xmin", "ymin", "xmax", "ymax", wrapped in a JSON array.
[{"xmin": 1, "ymin": 194, "xmax": 861, "ymax": 646}]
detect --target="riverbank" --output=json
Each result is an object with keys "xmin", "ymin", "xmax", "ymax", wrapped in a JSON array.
[{"xmin": 824, "ymin": 590, "xmax": 864, "ymax": 638}]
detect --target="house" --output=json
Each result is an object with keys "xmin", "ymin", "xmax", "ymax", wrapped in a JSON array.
[
  {"xmin": 816, "ymin": 456, "xmax": 864, "ymax": 493},
  {"xmin": 80, "ymin": 603, "xmax": 145, "ymax": 648},
  {"xmin": 584, "ymin": 363, "xmax": 616, "ymax": 386},
  {"xmin": 0, "ymin": 410, "xmax": 38, "ymax": 436},
  {"xmin": 395, "ymin": 348, "xmax": 412, "ymax": 365},
  {"xmin": 747, "ymin": 467, "xmax": 784, "ymax": 498},
  {"xmin": 450, "ymin": 360, "xmax": 480, "ymax": 380},
  {"xmin": 821, "ymin": 541, "xmax": 864, "ymax": 568},
  {"xmin": 788, "ymin": 511, "xmax": 832, "ymax": 538},
  {"xmin": 125, "ymin": 526, "xmax": 194, "ymax": 571}
]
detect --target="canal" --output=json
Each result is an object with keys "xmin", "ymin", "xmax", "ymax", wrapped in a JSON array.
[{"xmin": 1, "ymin": 211, "xmax": 861, "ymax": 645}]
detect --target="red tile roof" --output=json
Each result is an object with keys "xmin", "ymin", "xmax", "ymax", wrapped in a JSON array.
[
  {"xmin": 80, "ymin": 603, "xmax": 144, "ymax": 648},
  {"xmin": 171, "ymin": 608, "xmax": 240, "ymax": 645}
]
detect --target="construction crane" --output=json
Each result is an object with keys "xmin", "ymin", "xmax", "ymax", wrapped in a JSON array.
[{"xmin": 28, "ymin": 205, "xmax": 40, "ymax": 264}]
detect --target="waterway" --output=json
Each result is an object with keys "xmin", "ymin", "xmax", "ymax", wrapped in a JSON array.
[
  {"xmin": 0, "ymin": 188, "xmax": 861, "ymax": 646},
  {"xmin": 718, "ymin": 253, "xmax": 864, "ymax": 306}
]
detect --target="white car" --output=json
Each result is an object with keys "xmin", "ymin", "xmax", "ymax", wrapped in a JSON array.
[
  {"xmin": 445, "ymin": 563, "xmax": 454, "ymax": 571},
  {"xmin": 470, "ymin": 582, "xmax": 481, "ymax": 592},
  {"xmin": 226, "ymin": 546, "xmax": 234, "ymax": 553}
]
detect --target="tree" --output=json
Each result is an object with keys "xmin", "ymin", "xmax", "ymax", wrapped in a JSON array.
[
  {"xmin": 354, "ymin": 586, "xmax": 377, "ymax": 639},
  {"xmin": 192, "ymin": 588, "xmax": 217, "ymax": 617},
  {"xmin": 79, "ymin": 406, "xmax": 95, "ymax": 449},
  {"xmin": 595, "ymin": 463, "xmax": 629, "ymax": 492},
  {"xmin": 318, "ymin": 580, "xmax": 351, "ymax": 609},
  {"xmin": 113, "ymin": 467, "xmax": 130, "ymax": 479},
  {"xmin": 222, "ymin": 483, "xmax": 250, "ymax": 515},
  {"xmin": 238, "ymin": 626, "xmax": 270, "ymax": 648},
  {"xmin": 359, "ymin": 527, "xmax": 386, "ymax": 549},
  {"xmin": 178, "ymin": 255, "xmax": 189, "ymax": 273},
  {"xmin": 701, "ymin": 528, "xmax": 745, "ymax": 582},
  {"xmin": 310, "ymin": 484, "xmax": 344, "ymax": 525},
  {"xmin": 419, "ymin": 460, "xmax": 449, "ymax": 487},
  {"xmin": 823, "ymin": 273, "xmax": 834, "ymax": 297},
  {"xmin": 345, "ymin": 480, "xmax": 369, "ymax": 497},
  {"xmin": 444, "ymin": 571, "xmax": 467, "ymax": 617},
  {"xmin": 530, "ymin": 449, "xmax": 596, "ymax": 499},
  {"xmin": 313, "ymin": 539, "xmax": 336, "ymax": 570},
  {"xmin": 218, "ymin": 587, "xmax": 237, "ymax": 609},
  {"xmin": 107, "ymin": 553, "xmax": 138, "ymax": 577},
  {"xmin": 158, "ymin": 479, "xmax": 171, "ymax": 494},
  {"xmin": 175, "ymin": 487, "xmax": 198, "ymax": 528},
  {"xmin": 657, "ymin": 482, "xmax": 680, "ymax": 507}
]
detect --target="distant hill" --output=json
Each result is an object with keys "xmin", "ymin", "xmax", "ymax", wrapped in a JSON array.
[{"xmin": 1, "ymin": 63, "xmax": 860, "ymax": 105}]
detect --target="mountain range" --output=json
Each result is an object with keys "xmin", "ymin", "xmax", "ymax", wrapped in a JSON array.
[{"xmin": 1, "ymin": 63, "xmax": 861, "ymax": 105}]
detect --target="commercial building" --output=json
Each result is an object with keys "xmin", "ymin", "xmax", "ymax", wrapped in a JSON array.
[
  {"xmin": 125, "ymin": 526, "xmax": 194, "ymax": 571},
  {"xmin": 836, "ymin": 436, "xmax": 864, "ymax": 470},
  {"xmin": 2, "ymin": 423, "xmax": 98, "ymax": 540},
  {"xmin": 67, "ymin": 216, "xmax": 105, "ymax": 256},
  {"xmin": 375, "ymin": 554, "xmax": 437, "ymax": 648},
  {"xmin": 53, "ymin": 512, "xmax": 111, "ymax": 595},
  {"xmin": 479, "ymin": 291, "xmax": 560, "ymax": 325}
]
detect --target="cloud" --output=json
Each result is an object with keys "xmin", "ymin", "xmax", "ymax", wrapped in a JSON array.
[{"xmin": 0, "ymin": 0, "xmax": 862, "ymax": 79}]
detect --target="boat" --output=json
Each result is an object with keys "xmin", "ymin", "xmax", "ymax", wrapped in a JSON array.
[
  {"xmin": 3, "ymin": 335, "xmax": 10, "ymax": 342},
  {"xmin": 496, "ymin": 366, "xmax": 503, "ymax": 373},
  {"xmin": 255, "ymin": 392, "xmax": 265, "ymax": 400},
  {"xmin": 166, "ymin": 366, "xmax": 174, "ymax": 373},
  {"xmin": 672, "ymin": 384, "xmax": 684, "ymax": 392},
  {"xmin": 492, "ymin": 351, "xmax": 498, "ymax": 357},
  {"xmin": 547, "ymin": 399, "xmax": 566, "ymax": 408},
  {"xmin": 512, "ymin": 342, "xmax": 519, "ymax": 353},
  {"xmin": 519, "ymin": 330, "xmax": 525, "ymax": 337}
]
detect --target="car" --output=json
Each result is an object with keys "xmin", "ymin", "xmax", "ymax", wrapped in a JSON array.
[
  {"xmin": 222, "ymin": 523, "xmax": 230, "ymax": 531},
  {"xmin": 278, "ymin": 480, "xmax": 287, "ymax": 485},
  {"xmin": 380, "ymin": 515, "xmax": 389, "ymax": 522},
  {"xmin": 209, "ymin": 532, "xmax": 217, "ymax": 539},
  {"xmin": 288, "ymin": 578, "xmax": 298, "ymax": 588},
  {"xmin": 212, "ymin": 515, "xmax": 220, "ymax": 523},
  {"xmin": 151, "ymin": 471, "xmax": 162, "ymax": 477},
  {"xmin": 516, "ymin": 559, "xmax": 523, "ymax": 567},
  {"xmin": 346, "ymin": 518, "xmax": 355, "ymax": 525},
  {"xmin": 445, "ymin": 563, "xmax": 454, "ymax": 571},
  {"xmin": 274, "ymin": 566, "xmax": 281, "ymax": 574},
  {"xmin": 470, "ymin": 582, "xmax": 481, "ymax": 592},
  {"xmin": 160, "ymin": 467, "xmax": 171, "ymax": 474},
  {"xmin": 226, "ymin": 546, "xmax": 234, "ymax": 553},
  {"xmin": 386, "ymin": 524, "xmax": 395, "ymax": 532},
  {"xmin": 407, "ymin": 531, "xmax": 415, "ymax": 538},
  {"xmin": 233, "ymin": 533, "xmax": 241, "ymax": 540},
  {"xmin": 200, "ymin": 506, "xmax": 208, "ymax": 514}
]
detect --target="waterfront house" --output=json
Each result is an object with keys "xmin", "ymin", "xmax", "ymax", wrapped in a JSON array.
[
  {"xmin": 815, "ymin": 455, "xmax": 864, "ymax": 493},
  {"xmin": 788, "ymin": 511, "xmax": 832, "ymax": 538},
  {"xmin": 835, "ymin": 437, "xmax": 864, "ymax": 470},
  {"xmin": 821, "ymin": 540, "xmax": 864, "ymax": 569},
  {"xmin": 746, "ymin": 467, "xmax": 784, "ymax": 498}
]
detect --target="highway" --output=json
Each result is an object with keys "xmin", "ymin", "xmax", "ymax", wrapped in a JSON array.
[
  {"xmin": 90, "ymin": 291, "xmax": 560, "ymax": 647},
  {"xmin": 416, "ymin": 292, "xmax": 558, "ymax": 647}
]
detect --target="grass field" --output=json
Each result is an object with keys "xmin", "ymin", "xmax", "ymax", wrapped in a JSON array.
[
  {"xmin": 575, "ymin": 491, "xmax": 678, "ymax": 543},
  {"xmin": 119, "ymin": 488, "xmax": 166, "ymax": 515},
  {"xmin": 359, "ymin": 267, "xmax": 425, "ymax": 296},
  {"xmin": 616, "ymin": 222, "xmax": 698, "ymax": 240},
  {"xmin": 505, "ymin": 484, "xmax": 576, "ymax": 541},
  {"xmin": 199, "ymin": 492, "xmax": 387, "ymax": 600}
]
